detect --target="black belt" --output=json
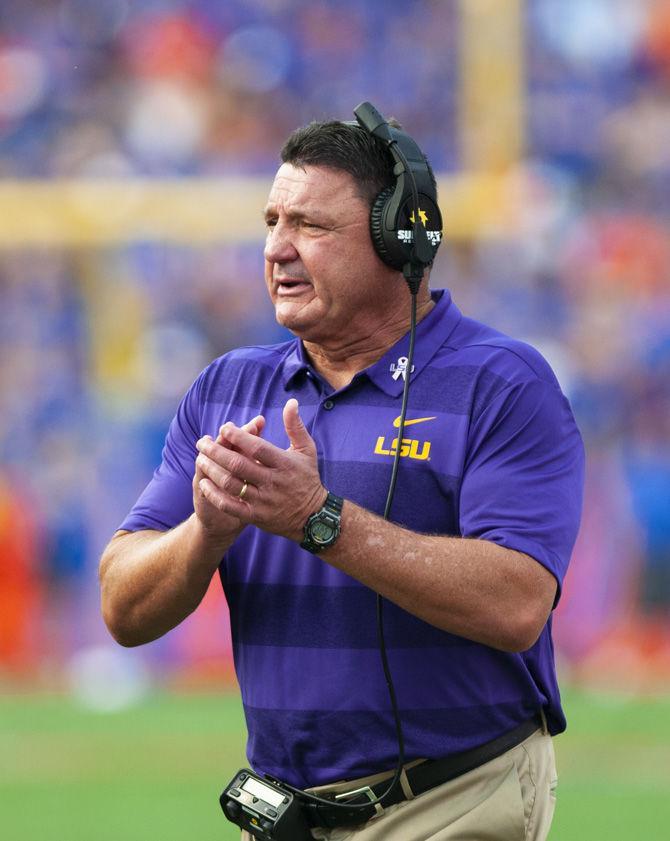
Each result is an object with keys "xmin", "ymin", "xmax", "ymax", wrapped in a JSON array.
[{"xmin": 303, "ymin": 715, "xmax": 542, "ymax": 829}]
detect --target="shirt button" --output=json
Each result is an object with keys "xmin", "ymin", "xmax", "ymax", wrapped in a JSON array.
[{"xmin": 323, "ymin": 399, "xmax": 335, "ymax": 410}]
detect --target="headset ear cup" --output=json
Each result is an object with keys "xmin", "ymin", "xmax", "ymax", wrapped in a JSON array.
[{"xmin": 369, "ymin": 187, "xmax": 403, "ymax": 270}]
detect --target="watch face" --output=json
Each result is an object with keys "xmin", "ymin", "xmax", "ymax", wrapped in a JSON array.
[
  {"xmin": 302, "ymin": 496, "xmax": 343, "ymax": 553},
  {"xmin": 311, "ymin": 520, "xmax": 336, "ymax": 544}
]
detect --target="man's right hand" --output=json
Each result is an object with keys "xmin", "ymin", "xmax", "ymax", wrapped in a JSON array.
[{"xmin": 193, "ymin": 415, "xmax": 265, "ymax": 546}]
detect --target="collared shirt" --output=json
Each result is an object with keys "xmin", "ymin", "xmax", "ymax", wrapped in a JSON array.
[{"xmin": 121, "ymin": 289, "xmax": 584, "ymax": 788}]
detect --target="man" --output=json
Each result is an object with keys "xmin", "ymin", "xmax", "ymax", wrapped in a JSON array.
[{"xmin": 99, "ymin": 114, "xmax": 584, "ymax": 841}]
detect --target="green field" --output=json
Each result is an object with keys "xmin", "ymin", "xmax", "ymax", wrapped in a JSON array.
[{"xmin": 1, "ymin": 687, "xmax": 668, "ymax": 840}]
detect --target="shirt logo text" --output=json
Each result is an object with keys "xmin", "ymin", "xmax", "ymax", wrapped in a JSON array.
[{"xmin": 373, "ymin": 416, "xmax": 435, "ymax": 461}]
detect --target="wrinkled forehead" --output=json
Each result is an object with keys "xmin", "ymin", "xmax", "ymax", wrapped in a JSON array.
[{"xmin": 265, "ymin": 163, "xmax": 368, "ymax": 217}]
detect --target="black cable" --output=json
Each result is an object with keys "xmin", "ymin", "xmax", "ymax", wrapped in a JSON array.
[
  {"xmin": 277, "ymin": 289, "xmax": 419, "ymax": 813},
  {"xmin": 373, "ymin": 287, "xmax": 420, "ymax": 783},
  {"xmin": 382, "ymin": 290, "xmax": 418, "ymax": 522}
]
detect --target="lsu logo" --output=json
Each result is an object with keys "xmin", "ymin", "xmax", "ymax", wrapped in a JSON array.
[{"xmin": 373, "ymin": 415, "xmax": 435, "ymax": 461}]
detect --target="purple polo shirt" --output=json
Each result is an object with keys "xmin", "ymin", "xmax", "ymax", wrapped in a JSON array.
[{"xmin": 121, "ymin": 289, "xmax": 584, "ymax": 788}]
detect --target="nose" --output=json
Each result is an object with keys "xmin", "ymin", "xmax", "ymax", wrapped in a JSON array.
[{"xmin": 264, "ymin": 219, "xmax": 298, "ymax": 265}]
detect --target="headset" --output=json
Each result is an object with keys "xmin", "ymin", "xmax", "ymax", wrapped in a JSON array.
[{"xmin": 350, "ymin": 101, "xmax": 443, "ymax": 292}]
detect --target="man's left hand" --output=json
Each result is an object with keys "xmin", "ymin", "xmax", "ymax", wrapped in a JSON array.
[{"xmin": 195, "ymin": 398, "xmax": 327, "ymax": 542}]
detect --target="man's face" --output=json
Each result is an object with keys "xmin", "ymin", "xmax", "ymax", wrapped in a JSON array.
[{"xmin": 263, "ymin": 163, "xmax": 397, "ymax": 344}]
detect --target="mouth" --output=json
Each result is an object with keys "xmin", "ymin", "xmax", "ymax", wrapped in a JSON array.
[{"xmin": 275, "ymin": 277, "xmax": 312, "ymax": 297}]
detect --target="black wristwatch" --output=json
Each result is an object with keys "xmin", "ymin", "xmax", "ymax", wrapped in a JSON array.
[{"xmin": 300, "ymin": 492, "xmax": 344, "ymax": 554}]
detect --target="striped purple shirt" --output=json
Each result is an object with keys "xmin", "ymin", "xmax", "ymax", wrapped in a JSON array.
[{"xmin": 121, "ymin": 289, "xmax": 584, "ymax": 787}]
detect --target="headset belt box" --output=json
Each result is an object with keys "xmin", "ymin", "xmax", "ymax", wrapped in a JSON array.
[{"xmin": 221, "ymin": 768, "xmax": 312, "ymax": 840}]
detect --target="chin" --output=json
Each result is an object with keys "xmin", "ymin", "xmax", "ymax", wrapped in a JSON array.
[{"xmin": 275, "ymin": 303, "xmax": 322, "ymax": 337}]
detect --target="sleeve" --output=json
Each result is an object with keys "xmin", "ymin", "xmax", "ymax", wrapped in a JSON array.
[
  {"xmin": 459, "ymin": 376, "xmax": 585, "ymax": 602},
  {"xmin": 118, "ymin": 371, "xmax": 206, "ymax": 533}
]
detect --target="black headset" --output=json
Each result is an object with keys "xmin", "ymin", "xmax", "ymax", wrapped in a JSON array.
[{"xmin": 349, "ymin": 101, "xmax": 443, "ymax": 290}]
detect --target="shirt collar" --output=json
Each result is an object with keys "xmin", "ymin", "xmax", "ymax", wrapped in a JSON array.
[
  {"xmin": 282, "ymin": 340, "xmax": 313, "ymax": 390},
  {"xmin": 282, "ymin": 289, "xmax": 462, "ymax": 395}
]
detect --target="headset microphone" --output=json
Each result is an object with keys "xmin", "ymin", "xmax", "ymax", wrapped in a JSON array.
[{"xmin": 352, "ymin": 100, "xmax": 394, "ymax": 143}]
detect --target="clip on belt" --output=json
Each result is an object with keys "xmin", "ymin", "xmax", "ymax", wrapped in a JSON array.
[{"xmin": 303, "ymin": 714, "xmax": 542, "ymax": 830}]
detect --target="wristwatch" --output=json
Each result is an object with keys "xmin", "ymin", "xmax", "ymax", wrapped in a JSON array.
[{"xmin": 300, "ymin": 492, "xmax": 344, "ymax": 554}]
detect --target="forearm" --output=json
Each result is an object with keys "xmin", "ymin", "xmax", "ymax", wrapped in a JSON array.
[
  {"xmin": 99, "ymin": 514, "xmax": 236, "ymax": 647},
  {"xmin": 321, "ymin": 501, "xmax": 557, "ymax": 652}
]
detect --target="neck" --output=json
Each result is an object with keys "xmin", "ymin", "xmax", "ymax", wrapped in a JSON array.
[{"xmin": 303, "ymin": 293, "xmax": 434, "ymax": 390}]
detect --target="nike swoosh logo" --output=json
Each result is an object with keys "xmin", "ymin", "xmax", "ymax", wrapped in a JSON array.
[{"xmin": 393, "ymin": 416, "xmax": 437, "ymax": 428}]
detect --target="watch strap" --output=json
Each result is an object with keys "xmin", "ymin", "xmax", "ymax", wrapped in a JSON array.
[
  {"xmin": 322, "ymin": 491, "xmax": 343, "ymax": 519},
  {"xmin": 300, "ymin": 492, "xmax": 343, "ymax": 554}
]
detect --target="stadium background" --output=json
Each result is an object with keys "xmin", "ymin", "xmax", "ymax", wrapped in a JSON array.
[{"xmin": 1, "ymin": 1, "xmax": 669, "ymax": 839}]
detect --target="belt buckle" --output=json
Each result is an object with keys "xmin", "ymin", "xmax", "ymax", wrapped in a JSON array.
[{"xmin": 335, "ymin": 785, "xmax": 384, "ymax": 818}]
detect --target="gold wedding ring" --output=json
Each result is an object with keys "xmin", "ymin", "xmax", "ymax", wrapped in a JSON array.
[{"xmin": 238, "ymin": 480, "xmax": 249, "ymax": 500}]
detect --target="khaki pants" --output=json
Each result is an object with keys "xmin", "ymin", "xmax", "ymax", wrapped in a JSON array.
[{"xmin": 241, "ymin": 729, "xmax": 557, "ymax": 841}]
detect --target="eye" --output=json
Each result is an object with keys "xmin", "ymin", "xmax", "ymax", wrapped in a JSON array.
[{"xmin": 265, "ymin": 217, "xmax": 278, "ymax": 229}]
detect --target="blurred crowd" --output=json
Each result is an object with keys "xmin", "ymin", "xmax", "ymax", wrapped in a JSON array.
[{"xmin": 1, "ymin": 0, "xmax": 669, "ymax": 692}]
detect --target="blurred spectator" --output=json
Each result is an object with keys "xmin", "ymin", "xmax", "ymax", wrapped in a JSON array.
[
  {"xmin": 623, "ymin": 336, "xmax": 670, "ymax": 615},
  {"xmin": 0, "ymin": 471, "xmax": 43, "ymax": 673}
]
